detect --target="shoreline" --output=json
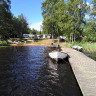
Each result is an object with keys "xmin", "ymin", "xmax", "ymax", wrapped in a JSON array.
[
  {"xmin": 9, "ymin": 43, "xmax": 50, "ymax": 47},
  {"xmin": 1, "ymin": 42, "xmax": 96, "ymax": 61},
  {"xmin": 0, "ymin": 44, "xmax": 50, "ymax": 48}
]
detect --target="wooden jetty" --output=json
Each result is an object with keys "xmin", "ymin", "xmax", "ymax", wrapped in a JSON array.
[{"xmin": 61, "ymin": 46, "xmax": 96, "ymax": 96}]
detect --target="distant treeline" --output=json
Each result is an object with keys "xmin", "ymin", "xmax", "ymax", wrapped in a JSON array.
[{"xmin": 41, "ymin": 0, "xmax": 96, "ymax": 42}]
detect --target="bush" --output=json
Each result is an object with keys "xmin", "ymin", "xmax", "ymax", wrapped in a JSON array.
[
  {"xmin": 82, "ymin": 35, "xmax": 96, "ymax": 42},
  {"xmin": 0, "ymin": 40, "xmax": 9, "ymax": 46}
]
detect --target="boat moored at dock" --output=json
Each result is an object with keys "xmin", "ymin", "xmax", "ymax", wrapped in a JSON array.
[{"xmin": 49, "ymin": 51, "xmax": 68, "ymax": 62}]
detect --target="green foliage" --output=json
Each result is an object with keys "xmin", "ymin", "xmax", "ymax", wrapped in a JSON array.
[
  {"xmin": 42, "ymin": 0, "xmax": 61, "ymax": 38},
  {"xmin": 17, "ymin": 14, "xmax": 29, "ymax": 38},
  {"xmin": 11, "ymin": 14, "xmax": 29, "ymax": 38},
  {"xmin": 82, "ymin": 0, "xmax": 96, "ymax": 42},
  {"xmin": 64, "ymin": 42, "xmax": 96, "ymax": 53},
  {"xmin": 83, "ymin": 19, "xmax": 96, "ymax": 42},
  {"xmin": 0, "ymin": 40, "xmax": 9, "ymax": 46},
  {"xmin": 0, "ymin": 0, "xmax": 12, "ymax": 39},
  {"xmin": 76, "ymin": 42, "xmax": 96, "ymax": 53},
  {"xmin": 0, "ymin": 1, "xmax": 29, "ymax": 40},
  {"xmin": 41, "ymin": 0, "xmax": 86, "ymax": 40},
  {"xmin": 28, "ymin": 28, "xmax": 39, "ymax": 34},
  {"xmin": 90, "ymin": 0, "xmax": 96, "ymax": 17}
]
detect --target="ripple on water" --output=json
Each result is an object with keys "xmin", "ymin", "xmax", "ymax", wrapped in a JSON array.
[{"xmin": 0, "ymin": 46, "xmax": 82, "ymax": 96}]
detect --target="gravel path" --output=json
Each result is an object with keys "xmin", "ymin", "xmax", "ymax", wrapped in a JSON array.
[{"xmin": 61, "ymin": 46, "xmax": 96, "ymax": 96}]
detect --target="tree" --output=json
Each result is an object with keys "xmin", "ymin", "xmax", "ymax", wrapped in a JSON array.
[
  {"xmin": 41, "ymin": 0, "xmax": 87, "ymax": 41},
  {"xmin": 28, "ymin": 28, "xmax": 39, "ymax": 34},
  {"xmin": 42, "ymin": 0, "xmax": 60, "ymax": 38},
  {"xmin": 11, "ymin": 14, "xmax": 29, "ymax": 38},
  {"xmin": 90, "ymin": 0, "xmax": 96, "ymax": 17},
  {"xmin": 0, "ymin": 0, "xmax": 12, "ymax": 39},
  {"xmin": 0, "ymin": 1, "xmax": 29, "ymax": 39},
  {"xmin": 11, "ymin": 16, "xmax": 20, "ymax": 38},
  {"xmin": 83, "ymin": 0, "xmax": 96, "ymax": 42},
  {"xmin": 83, "ymin": 21, "xmax": 96, "ymax": 42},
  {"xmin": 66, "ymin": 0, "xmax": 86, "ymax": 42},
  {"xmin": 17, "ymin": 14, "xmax": 29, "ymax": 38}
]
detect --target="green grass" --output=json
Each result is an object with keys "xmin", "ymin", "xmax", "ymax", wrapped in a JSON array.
[
  {"xmin": 64, "ymin": 42, "xmax": 96, "ymax": 53},
  {"xmin": 30, "ymin": 39, "xmax": 52, "ymax": 45},
  {"xmin": 0, "ymin": 40, "xmax": 10, "ymax": 46},
  {"xmin": 80, "ymin": 43, "xmax": 96, "ymax": 53}
]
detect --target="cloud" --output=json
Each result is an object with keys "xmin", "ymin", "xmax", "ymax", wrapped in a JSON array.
[
  {"xmin": 29, "ymin": 21, "xmax": 42, "ymax": 31},
  {"xmin": 86, "ymin": 2, "xmax": 90, "ymax": 6}
]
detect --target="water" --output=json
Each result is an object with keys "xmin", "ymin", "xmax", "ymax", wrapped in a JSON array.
[
  {"xmin": 0, "ymin": 46, "xmax": 82, "ymax": 96},
  {"xmin": 83, "ymin": 51, "xmax": 96, "ymax": 61}
]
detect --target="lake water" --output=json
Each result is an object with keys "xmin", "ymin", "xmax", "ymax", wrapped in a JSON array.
[
  {"xmin": 0, "ymin": 46, "xmax": 83, "ymax": 96},
  {"xmin": 83, "ymin": 51, "xmax": 96, "ymax": 61}
]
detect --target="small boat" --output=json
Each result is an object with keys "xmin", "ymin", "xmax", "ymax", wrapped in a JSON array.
[
  {"xmin": 73, "ymin": 45, "xmax": 82, "ymax": 51},
  {"xmin": 49, "ymin": 51, "xmax": 68, "ymax": 62}
]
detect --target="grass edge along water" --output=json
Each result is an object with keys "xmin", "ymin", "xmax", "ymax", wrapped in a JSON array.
[{"xmin": 64, "ymin": 42, "xmax": 96, "ymax": 53}]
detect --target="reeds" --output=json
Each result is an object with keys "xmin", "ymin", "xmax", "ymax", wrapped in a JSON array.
[{"xmin": 64, "ymin": 42, "xmax": 96, "ymax": 53}]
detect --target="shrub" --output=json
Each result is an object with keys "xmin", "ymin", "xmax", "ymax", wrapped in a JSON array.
[{"xmin": 0, "ymin": 40, "xmax": 9, "ymax": 46}]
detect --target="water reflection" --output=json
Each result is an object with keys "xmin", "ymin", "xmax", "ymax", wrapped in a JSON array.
[{"xmin": 0, "ymin": 46, "xmax": 82, "ymax": 96}]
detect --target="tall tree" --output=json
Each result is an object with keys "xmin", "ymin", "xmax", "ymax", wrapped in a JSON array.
[
  {"xmin": 42, "ymin": 0, "xmax": 60, "ymax": 38},
  {"xmin": 17, "ymin": 14, "xmax": 29, "ymax": 38},
  {"xmin": 64, "ymin": 0, "xmax": 86, "ymax": 41},
  {"xmin": 42, "ymin": 0, "xmax": 86, "ymax": 41},
  {"xmin": 0, "ymin": 0, "xmax": 12, "ymax": 39},
  {"xmin": 11, "ymin": 14, "xmax": 29, "ymax": 38},
  {"xmin": 83, "ymin": 0, "xmax": 96, "ymax": 42}
]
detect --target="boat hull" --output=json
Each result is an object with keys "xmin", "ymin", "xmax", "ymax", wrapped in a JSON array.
[
  {"xmin": 49, "ymin": 52, "xmax": 68, "ymax": 62},
  {"xmin": 73, "ymin": 46, "xmax": 82, "ymax": 51}
]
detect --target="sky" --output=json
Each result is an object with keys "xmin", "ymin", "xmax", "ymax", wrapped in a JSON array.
[
  {"xmin": 11, "ymin": 0, "xmax": 45, "ymax": 31},
  {"xmin": 11, "ymin": 0, "xmax": 93, "ymax": 31}
]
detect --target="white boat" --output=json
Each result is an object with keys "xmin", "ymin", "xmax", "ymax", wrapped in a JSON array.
[
  {"xmin": 73, "ymin": 45, "xmax": 82, "ymax": 51},
  {"xmin": 49, "ymin": 51, "xmax": 68, "ymax": 62}
]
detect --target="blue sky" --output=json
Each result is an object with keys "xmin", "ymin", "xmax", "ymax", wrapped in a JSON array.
[
  {"xmin": 11, "ymin": 0, "xmax": 92, "ymax": 31},
  {"xmin": 11, "ymin": 0, "xmax": 45, "ymax": 31}
]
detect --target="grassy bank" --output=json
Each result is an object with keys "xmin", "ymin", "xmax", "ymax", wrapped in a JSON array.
[
  {"xmin": 1, "ymin": 39, "xmax": 96, "ymax": 53},
  {"xmin": 0, "ymin": 39, "xmax": 56, "ymax": 46},
  {"xmin": 64, "ymin": 42, "xmax": 96, "ymax": 53},
  {"xmin": 27, "ymin": 39, "xmax": 52, "ymax": 46}
]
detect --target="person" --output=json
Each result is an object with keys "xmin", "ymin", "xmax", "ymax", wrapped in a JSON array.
[
  {"xmin": 50, "ymin": 42, "xmax": 54, "ymax": 47},
  {"xmin": 56, "ymin": 44, "xmax": 61, "ymax": 51}
]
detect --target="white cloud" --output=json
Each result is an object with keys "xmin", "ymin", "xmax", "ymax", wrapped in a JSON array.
[
  {"xmin": 86, "ymin": 2, "xmax": 90, "ymax": 6},
  {"xmin": 29, "ymin": 21, "xmax": 42, "ymax": 31}
]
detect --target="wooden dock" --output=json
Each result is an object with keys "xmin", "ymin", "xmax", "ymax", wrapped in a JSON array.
[{"xmin": 61, "ymin": 47, "xmax": 96, "ymax": 96}]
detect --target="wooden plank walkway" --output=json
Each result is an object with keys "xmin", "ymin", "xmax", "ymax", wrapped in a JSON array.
[{"xmin": 61, "ymin": 47, "xmax": 96, "ymax": 96}]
